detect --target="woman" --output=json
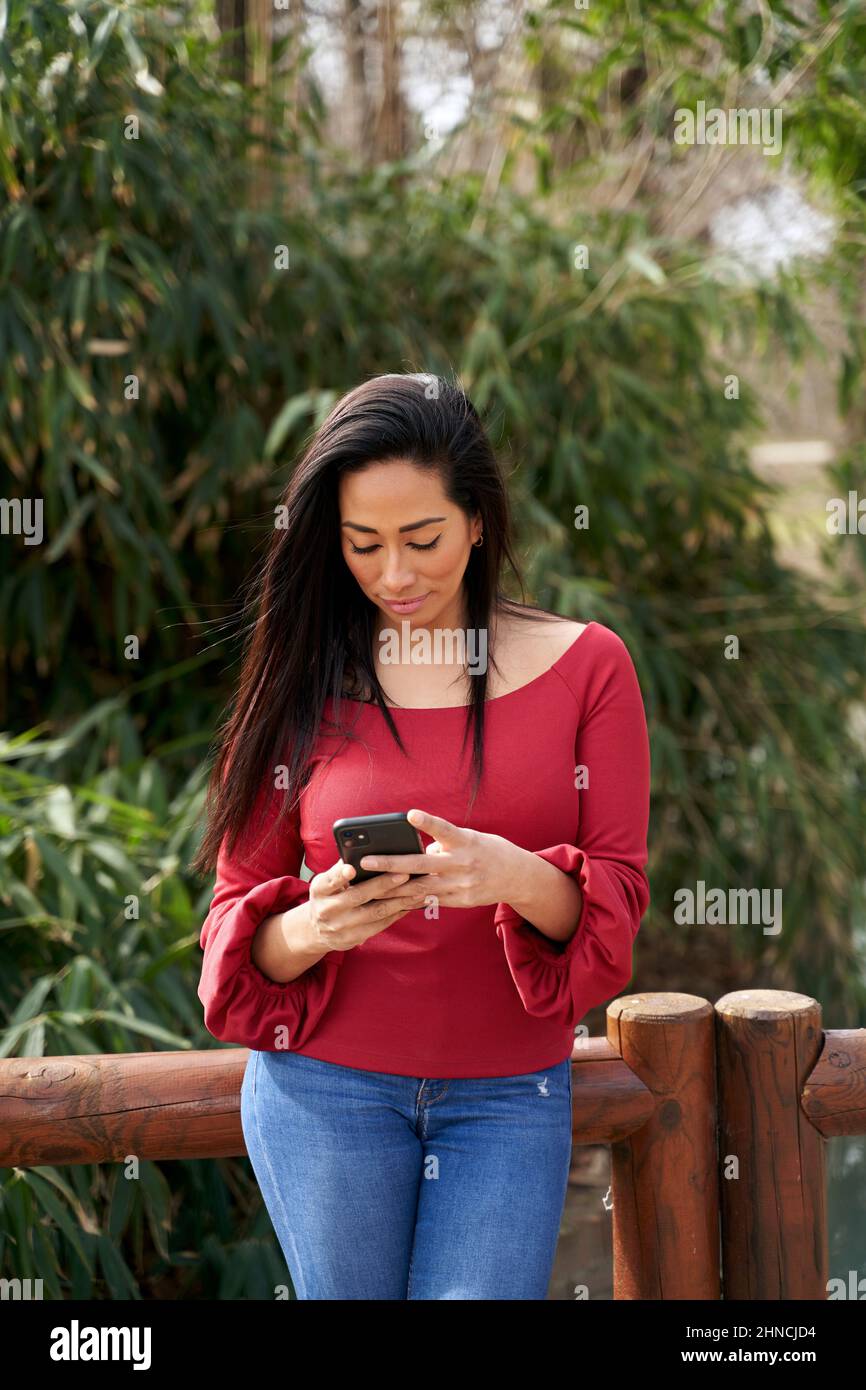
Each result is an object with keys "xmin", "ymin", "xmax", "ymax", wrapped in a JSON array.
[{"xmin": 194, "ymin": 371, "xmax": 651, "ymax": 1300}]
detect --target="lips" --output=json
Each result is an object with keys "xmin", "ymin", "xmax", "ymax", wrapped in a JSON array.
[{"xmin": 382, "ymin": 592, "xmax": 429, "ymax": 610}]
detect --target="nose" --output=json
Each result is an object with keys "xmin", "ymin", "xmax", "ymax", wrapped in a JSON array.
[{"xmin": 379, "ymin": 549, "xmax": 419, "ymax": 593}]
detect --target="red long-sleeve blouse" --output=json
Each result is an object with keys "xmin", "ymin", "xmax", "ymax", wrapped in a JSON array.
[{"xmin": 197, "ymin": 620, "xmax": 651, "ymax": 1077}]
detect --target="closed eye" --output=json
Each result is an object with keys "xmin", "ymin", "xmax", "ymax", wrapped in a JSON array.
[{"xmin": 350, "ymin": 537, "xmax": 441, "ymax": 555}]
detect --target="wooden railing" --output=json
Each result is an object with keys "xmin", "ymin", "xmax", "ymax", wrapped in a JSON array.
[{"xmin": 2, "ymin": 989, "xmax": 863, "ymax": 1299}]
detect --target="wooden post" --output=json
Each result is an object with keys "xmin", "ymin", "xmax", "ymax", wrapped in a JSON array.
[
  {"xmin": 607, "ymin": 993, "xmax": 720, "ymax": 1299},
  {"xmin": 715, "ymin": 990, "xmax": 827, "ymax": 1299}
]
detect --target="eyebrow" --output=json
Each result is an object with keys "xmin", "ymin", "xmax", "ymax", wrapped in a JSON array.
[{"xmin": 341, "ymin": 516, "xmax": 447, "ymax": 535}]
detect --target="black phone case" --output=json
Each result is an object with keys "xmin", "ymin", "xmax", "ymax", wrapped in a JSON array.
[{"xmin": 333, "ymin": 812, "xmax": 425, "ymax": 883}]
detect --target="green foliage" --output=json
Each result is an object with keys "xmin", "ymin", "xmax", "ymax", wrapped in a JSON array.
[
  {"xmin": 0, "ymin": 700, "xmax": 301, "ymax": 1297},
  {"xmin": 1, "ymin": 0, "xmax": 865, "ymax": 1297},
  {"xmin": 0, "ymin": 0, "xmax": 324, "ymax": 737}
]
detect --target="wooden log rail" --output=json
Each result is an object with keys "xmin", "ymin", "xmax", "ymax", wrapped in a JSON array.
[{"xmin": 0, "ymin": 989, "xmax": 863, "ymax": 1300}]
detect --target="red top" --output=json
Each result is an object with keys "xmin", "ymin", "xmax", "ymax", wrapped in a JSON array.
[{"xmin": 197, "ymin": 620, "xmax": 651, "ymax": 1077}]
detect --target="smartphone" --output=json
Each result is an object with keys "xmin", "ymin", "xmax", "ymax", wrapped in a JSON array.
[{"xmin": 333, "ymin": 812, "xmax": 426, "ymax": 884}]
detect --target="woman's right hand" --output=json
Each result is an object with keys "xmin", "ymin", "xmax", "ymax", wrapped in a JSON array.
[{"xmin": 307, "ymin": 861, "xmax": 429, "ymax": 953}]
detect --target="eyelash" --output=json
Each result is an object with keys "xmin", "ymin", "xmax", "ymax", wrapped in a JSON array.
[{"xmin": 349, "ymin": 537, "xmax": 441, "ymax": 556}]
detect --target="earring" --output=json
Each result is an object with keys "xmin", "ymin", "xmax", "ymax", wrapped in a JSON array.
[{"xmin": 472, "ymin": 533, "xmax": 484, "ymax": 547}]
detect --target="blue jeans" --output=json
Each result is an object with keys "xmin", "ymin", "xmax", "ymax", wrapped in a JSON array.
[{"xmin": 241, "ymin": 1049, "xmax": 574, "ymax": 1300}]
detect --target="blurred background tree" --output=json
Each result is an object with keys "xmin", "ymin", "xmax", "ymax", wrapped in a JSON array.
[{"xmin": 1, "ymin": 0, "xmax": 864, "ymax": 1297}]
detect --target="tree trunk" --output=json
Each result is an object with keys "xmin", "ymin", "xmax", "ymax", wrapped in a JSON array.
[
  {"xmin": 344, "ymin": 0, "xmax": 373, "ymax": 160},
  {"xmin": 215, "ymin": 0, "xmax": 247, "ymax": 84},
  {"xmin": 375, "ymin": 0, "xmax": 407, "ymax": 163}
]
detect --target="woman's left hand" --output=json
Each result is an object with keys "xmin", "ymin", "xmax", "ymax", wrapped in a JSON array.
[{"xmin": 358, "ymin": 808, "xmax": 520, "ymax": 911}]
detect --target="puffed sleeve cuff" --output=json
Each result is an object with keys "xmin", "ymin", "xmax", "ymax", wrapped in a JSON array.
[
  {"xmin": 197, "ymin": 874, "xmax": 347, "ymax": 1050},
  {"xmin": 494, "ymin": 844, "xmax": 647, "ymax": 1030}
]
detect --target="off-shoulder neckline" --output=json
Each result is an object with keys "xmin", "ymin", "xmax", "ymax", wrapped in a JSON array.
[{"xmin": 328, "ymin": 620, "xmax": 597, "ymax": 714}]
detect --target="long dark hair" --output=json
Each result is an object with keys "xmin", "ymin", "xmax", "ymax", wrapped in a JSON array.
[{"xmin": 192, "ymin": 371, "xmax": 563, "ymax": 876}]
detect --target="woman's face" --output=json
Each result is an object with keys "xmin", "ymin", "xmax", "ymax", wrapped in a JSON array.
[{"xmin": 339, "ymin": 459, "xmax": 481, "ymax": 631}]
